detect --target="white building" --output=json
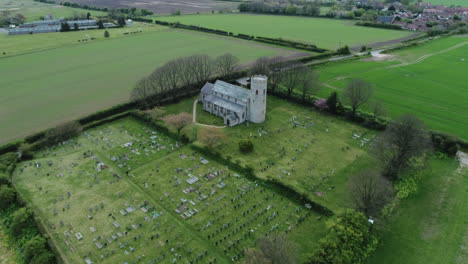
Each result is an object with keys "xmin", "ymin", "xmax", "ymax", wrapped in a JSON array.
[{"xmin": 199, "ymin": 75, "xmax": 267, "ymax": 126}]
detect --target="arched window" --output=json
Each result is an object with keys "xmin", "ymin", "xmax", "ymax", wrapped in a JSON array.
[{"xmin": 256, "ymin": 90, "xmax": 258, "ymax": 95}]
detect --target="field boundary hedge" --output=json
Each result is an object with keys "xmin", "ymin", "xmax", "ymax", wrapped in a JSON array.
[
  {"xmin": 355, "ymin": 22, "xmax": 403, "ymax": 30},
  {"xmin": 154, "ymin": 20, "xmax": 329, "ymax": 53}
]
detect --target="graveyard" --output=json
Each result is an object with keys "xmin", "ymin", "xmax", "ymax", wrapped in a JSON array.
[
  {"xmin": 13, "ymin": 117, "xmax": 325, "ymax": 264},
  {"xmin": 159, "ymin": 96, "xmax": 375, "ymax": 210}
]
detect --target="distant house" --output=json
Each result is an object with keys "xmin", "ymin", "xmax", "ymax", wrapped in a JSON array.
[
  {"xmin": 377, "ymin": 16, "xmax": 395, "ymax": 24},
  {"xmin": 199, "ymin": 76, "xmax": 268, "ymax": 126}
]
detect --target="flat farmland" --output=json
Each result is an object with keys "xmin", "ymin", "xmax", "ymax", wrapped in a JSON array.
[
  {"xmin": 0, "ymin": 27, "xmax": 302, "ymax": 145},
  {"xmin": 62, "ymin": 0, "xmax": 239, "ymax": 14},
  {"xmin": 424, "ymin": 0, "xmax": 468, "ymax": 7},
  {"xmin": 0, "ymin": 0, "xmax": 106, "ymax": 22},
  {"xmin": 13, "ymin": 117, "xmax": 325, "ymax": 263},
  {"xmin": 155, "ymin": 13, "xmax": 415, "ymax": 50},
  {"xmin": 316, "ymin": 36, "xmax": 468, "ymax": 139}
]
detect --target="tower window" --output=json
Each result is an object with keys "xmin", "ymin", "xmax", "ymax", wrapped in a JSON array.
[{"xmin": 256, "ymin": 90, "xmax": 258, "ymax": 95}]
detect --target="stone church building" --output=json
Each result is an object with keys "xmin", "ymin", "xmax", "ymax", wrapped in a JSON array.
[{"xmin": 199, "ymin": 75, "xmax": 267, "ymax": 126}]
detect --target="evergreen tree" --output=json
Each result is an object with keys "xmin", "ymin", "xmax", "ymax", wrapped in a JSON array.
[
  {"xmin": 60, "ymin": 22, "xmax": 70, "ymax": 32},
  {"xmin": 326, "ymin": 91, "xmax": 338, "ymax": 114},
  {"xmin": 117, "ymin": 17, "xmax": 126, "ymax": 27},
  {"xmin": 104, "ymin": 30, "xmax": 110, "ymax": 38},
  {"xmin": 73, "ymin": 23, "xmax": 79, "ymax": 31},
  {"xmin": 86, "ymin": 12, "xmax": 91, "ymax": 20},
  {"xmin": 97, "ymin": 20, "xmax": 104, "ymax": 29}
]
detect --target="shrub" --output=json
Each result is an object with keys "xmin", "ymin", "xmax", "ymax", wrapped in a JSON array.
[
  {"xmin": 44, "ymin": 121, "xmax": 82, "ymax": 145},
  {"xmin": 314, "ymin": 98, "xmax": 328, "ymax": 111},
  {"xmin": 0, "ymin": 173, "xmax": 10, "ymax": 186},
  {"xmin": 24, "ymin": 235, "xmax": 55, "ymax": 264},
  {"xmin": 239, "ymin": 140, "xmax": 254, "ymax": 153},
  {"xmin": 0, "ymin": 185, "xmax": 16, "ymax": 210},
  {"xmin": 10, "ymin": 207, "xmax": 33, "ymax": 237}
]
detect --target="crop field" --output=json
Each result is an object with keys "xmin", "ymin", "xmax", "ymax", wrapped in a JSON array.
[
  {"xmin": 62, "ymin": 0, "xmax": 239, "ymax": 14},
  {"xmin": 424, "ymin": 0, "xmax": 468, "ymax": 7},
  {"xmin": 155, "ymin": 13, "xmax": 415, "ymax": 50},
  {"xmin": 13, "ymin": 117, "xmax": 325, "ymax": 263},
  {"xmin": 316, "ymin": 36, "xmax": 468, "ymax": 139},
  {"xmin": 369, "ymin": 158, "xmax": 468, "ymax": 264},
  {"xmin": 161, "ymin": 96, "xmax": 376, "ymax": 210},
  {"xmin": 0, "ymin": 0, "xmax": 106, "ymax": 22},
  {"xmin": 0, "ymin": 28, "xmax": 302, "ymax": 145}
]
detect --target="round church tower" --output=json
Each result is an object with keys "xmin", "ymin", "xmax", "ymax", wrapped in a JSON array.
[{"xmin": 249, "ymin": 75, "xmax": 267, "ymax": 123}]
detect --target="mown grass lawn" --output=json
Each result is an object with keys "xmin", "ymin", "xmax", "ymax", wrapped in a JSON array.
[
  {"xmin": 315, "ymin": 36, "xmax": 468, "ymax": 139},
  {"xmin": 155, "ymin": 13, "xmax": 414, "ymax": 50},
  {"xmin": 369, "ymin": 158, "xmax": 468, "ymax": 264},
  {"xmin": 0, "ymin": 28, "xmax": 297, "ymax": 145}
]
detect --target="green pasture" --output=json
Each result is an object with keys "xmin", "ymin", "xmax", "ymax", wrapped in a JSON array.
[
  {"xmin": 13, "ymin": 117, "xmax": 325, "ymax": 263},
  {"xmin": 369, "ymin": 158, "xmax": 468, "ymax": 264},
  {"xmin": 161, "ymin": 96, "xmax": 376, "ymax": 211},
  {"xmin": 155, "ymin": 13, "xmax": 414, "ymax": 49},
  {"xmin": 423, "ymin": 0, "xmax": 468, "ymax": 7},
  {"xmin": 0, "ymin": 28, "xmax": 296, "ymax": 145},
  {"xmin": 316, "ymin": 36, "xmax": 468, "ymax": 139},
  {"xmin": 0, "ymin": 23, "xmax": 166, "ymax": 57},
  {"xmin": 0, "ymin": 0, "xmax": 106, "ymax": 22}
]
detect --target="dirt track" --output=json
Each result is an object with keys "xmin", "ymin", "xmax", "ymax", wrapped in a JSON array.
[{"xmin": 67, "ymin": 0, "xmax": 238, "ymax": 14}]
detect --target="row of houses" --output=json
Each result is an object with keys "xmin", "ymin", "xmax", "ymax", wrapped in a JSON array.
[{"xmin": 8, "ymin": 19, "xmax": 117, "ymax": 35}]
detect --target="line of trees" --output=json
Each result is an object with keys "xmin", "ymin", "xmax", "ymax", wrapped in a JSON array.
[
  {"xmin": 131, "ymin": 53, "xmax": 240, "ymax": 108},
  {"xmin": 250, "ymin": 56, "xmax": 321, "ymax": 101}
]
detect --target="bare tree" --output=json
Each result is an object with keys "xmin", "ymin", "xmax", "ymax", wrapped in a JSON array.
[
  {"xmin": 298, "ymin": 68, "xmax": 320, "ymax": 102},
  {"xmin": 373, "ymin": 115, "xmax": 432, "ymax": 180},
  {"xmin": 189, "ymin": 54, "xmax": 213, "ymax": 84},
  {"xmin": 258, "ymin": 233, "xmax": 297, "ymax": 264},
  {"xmin": 281, "ymin": 64, "xmax": 305, "ymax": 97},
  {"xmin": 45, "ymin": 121, "xmax": 82, "ymax": 145},
  {"xmin": 343, "ymin": 79, "xmax": 373, "ymax": 116},
  {"xmin": 243, "ymin": 248, "xmax": 272, "ymax": 264},
  {"xmin": 162, "ymin": 112, "xmax": 192, "ymax": 134},
  {"xmin": 199, "ymin": 127, "xmax": 225, "ymax": 148},
  {"xmin": 250, "ymin": 57, "xmax": 272, "ymax": 76},
  {"xmin": 371, "ymin": 101, "xmax": 387, "ymax": 117},
  {"xmin": 145, "ymin": 108, "xmax": 166, "ymax": 121},
  {"xmin": 131, "ymin": 77, "xmax": 156, "ymax": 108},
  {"xmin": 267, "ymin": 57, "xmax": 287, "ymax": 92},
  {"xmin": 215, "ymin": 53, "xmax": 239, "ymax": 77},
  {"xmin": 348, "ymin": 169, "xmax": 394, "ymax": 217}
]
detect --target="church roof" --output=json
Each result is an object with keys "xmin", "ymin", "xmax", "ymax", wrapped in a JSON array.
[
  {"xmin": 205, "ymin": 95, "xmax": 245, "ymax": 113},
  {"xmin": 201, "ymin": 82, "xmax": 214, "ymax": 94},
  {"xmin": 212, "ymin": 80, "xmax": 250, "ymax": 102}
]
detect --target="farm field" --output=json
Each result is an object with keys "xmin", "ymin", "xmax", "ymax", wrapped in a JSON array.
[
  {"xmin": 0, "ymin": 28, "xmax": 302, "ymax": 145},
  {"xmin": 0, "ymin": 0, "xmax": 106, "ymax": 22},
  {"xmin": 59, "ymin": 0, "xmax": 239, "ymax": 14},
  {"xmin": 0, "ymin": 23, "xmax": 166, "ymax": 57},
  {"xmin": 369, "ymin": 158, "xmax": 468, "ymax": 264},
  {"xmin": 316, "ymin": 36, "xmax": 468, "ymax": 139},
  {"xmin": 161, "ymin": 96, "xmax": 376, "ymax": 211},
  {"xmin": 155, "ymin": 13, "xmax": 415, "ymax": 50},
  {"xmin": 13, "ymin": 116, "xmax": 326, "ymax": 264},
  {"xmin": 423, "ymin": 0, "xmax": 468, "ymax": 7}
]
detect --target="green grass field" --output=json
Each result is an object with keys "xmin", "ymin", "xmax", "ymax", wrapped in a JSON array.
[
  {"xmin": 13, "ymin": 116, "xmax": 326, "ymax": 263},
  {"xmin": 155, "ymin": 13, "xmax": 414, "ymax": 50},
  {"xmin": 423, "ymin": 0, "xmax": 468, "ymax": 7},
  {"xmin": 316, "ymin": 36, "xmax": 468, "ymax": 139},
  {"xmin": 369, "ymin": 158, "xmax": 468, "ymax": 264},
  {"xmin": 0, "ymin": 0, "xmax": 106, "ymax": 22},
  {"xmin": 0, "ymin": 27, "xmax": 300, "ymax": 145},
  {"xmin": 160, "ymin": 96, "xmax": 376, "ymax": 211}
]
